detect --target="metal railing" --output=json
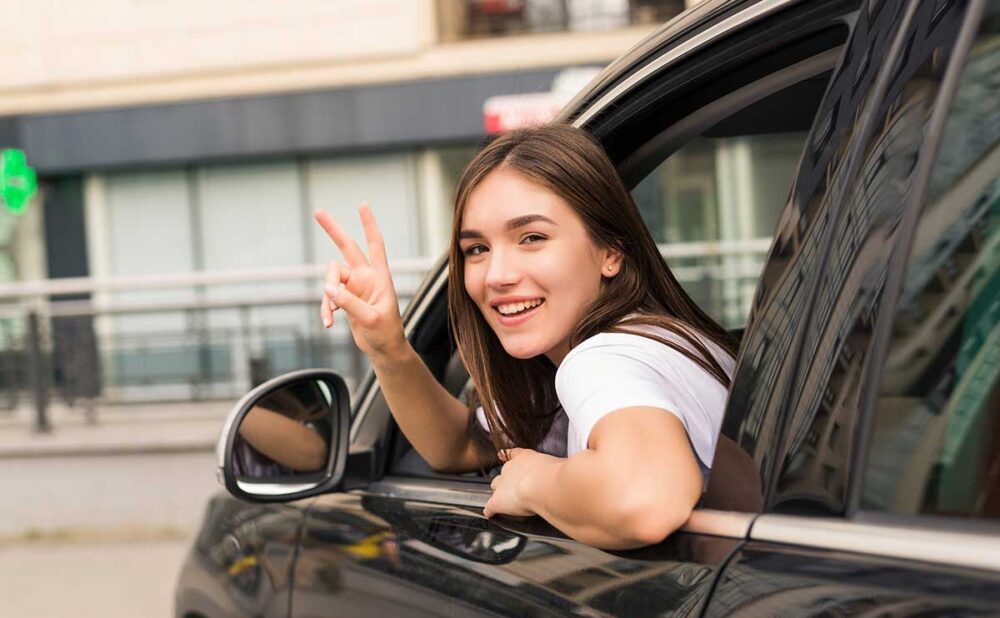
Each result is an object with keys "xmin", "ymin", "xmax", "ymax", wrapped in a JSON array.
[
  {"xmin": 0, "ymin": 239, "xmax": 770, "ymax": 431},
  {"xmin": 437, "ymin": 0, "xmax": 686, "ymax": 42}
]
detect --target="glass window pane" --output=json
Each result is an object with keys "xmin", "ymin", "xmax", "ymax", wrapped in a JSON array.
[
  {"xmin": 862, "ymin": 4, "xmax": 1000, "ymax": 519},
  {"xmin": 765, "ymin": 0, "xmax": 969, "ymax": 515}
]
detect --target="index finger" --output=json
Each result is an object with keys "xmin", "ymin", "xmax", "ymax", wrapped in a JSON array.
[{"xmin": 314, "ymin": 209, "xmax": 368, "ymax": 267}]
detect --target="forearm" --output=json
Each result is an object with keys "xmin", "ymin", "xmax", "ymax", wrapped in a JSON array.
[
  {"xmin": 240, "ymin": 408, "xmax": 327, "ymax": 471},
  {"xmin": 523, "ymin": 451, "xmax": 688, "ymax": 550},
  {"xmin": 370, "ymin": 342, "xmax": 487, "ymax": 472}
]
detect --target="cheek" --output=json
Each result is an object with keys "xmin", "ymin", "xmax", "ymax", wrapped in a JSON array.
[{"xmin": 464, "ymin": 264, "xmax": 485, "ymax": 299}]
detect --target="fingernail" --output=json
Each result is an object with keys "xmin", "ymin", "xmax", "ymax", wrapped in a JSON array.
[{"xmin": 323, "ymin": 317, "xmax": 331, "ymax": 328}]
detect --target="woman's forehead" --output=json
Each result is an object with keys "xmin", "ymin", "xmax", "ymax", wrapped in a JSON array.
[{"xmin": 462, "ymin": 169, "xmax": 572, "ymax": 229}]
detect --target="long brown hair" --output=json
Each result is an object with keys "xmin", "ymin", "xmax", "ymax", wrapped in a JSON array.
[{"xmin": 447, "ymin": 124, "xmax": 738, "ymax": 460}]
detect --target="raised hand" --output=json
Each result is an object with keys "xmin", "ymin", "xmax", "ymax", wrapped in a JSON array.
[{"xmin": 315, "ymin": 204, "xmax": 406, "ymax": 358}]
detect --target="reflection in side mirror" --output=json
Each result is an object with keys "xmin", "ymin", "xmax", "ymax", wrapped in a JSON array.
[
  {"xmin": 218, "ymin": 369, "xmax": 350, "ymax": 503},
  {"xmin": 233, "ymin": 379, "xmax": 334, "ymax": 481}
]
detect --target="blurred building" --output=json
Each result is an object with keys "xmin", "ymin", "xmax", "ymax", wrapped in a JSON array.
[
  {"xmin": 0, "ymin": 0, "xmax": 691, "ymax": 278},
  {"xmin": 0, "ymin": 0, "xmax": 698, "ymax": 401}
]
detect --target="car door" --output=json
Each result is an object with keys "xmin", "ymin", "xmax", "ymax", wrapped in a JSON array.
[
  {"xmin": 705, "ymin": 0, "xmax": 1000, "ymax": 614},
  {"xmin": 288, "ymin": 1, "xmax": 864, "ymax": 616}
]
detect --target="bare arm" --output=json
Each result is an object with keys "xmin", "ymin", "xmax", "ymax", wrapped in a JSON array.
[
  {"xmin": 369, "ymin": 342, "xmax": 494, "ymax": 472},
  {"xmin": 239, "ymin": 406, "xmax": 328, "ymax": 472},
  {"xmin": 486, "ymin": 407, "xmax": 702, "ymax": 549},
  {"xmin": 315, "ymin": 205, "xmax": 494, "ymax": 473}
]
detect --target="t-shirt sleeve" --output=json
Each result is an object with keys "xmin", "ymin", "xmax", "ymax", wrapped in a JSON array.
[
  {"xmin": 555, "ymin": 335, "xmax": 725, "ymax": 470},
  {"xmin": 475, "ymin": 405, "xmax": 489, "ymax": 432}
]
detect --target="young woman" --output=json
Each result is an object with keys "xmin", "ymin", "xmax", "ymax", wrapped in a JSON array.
[{"xmin": 315, "ymin": 124, "xmax": 737, "ymax": 549}]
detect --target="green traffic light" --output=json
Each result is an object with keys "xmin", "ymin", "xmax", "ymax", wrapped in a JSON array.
[{"xmin": 1, "ymin": 149, "xmax": 38, "ymax": 215}]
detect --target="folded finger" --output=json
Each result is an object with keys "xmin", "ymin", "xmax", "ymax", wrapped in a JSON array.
[
  {"xmin": 324, "ymin": 260, "xmax": 351, "ymax": 288},
  {"xmin": 321, "ymin": 294, "xmax": 334, "ymax": 328},
  {"xmin": 327, "ymin": 284, "xmax": 379, "ymax": 327},
  {"xmin": 315, "ymin": 209, "xmax": 368, "ymax": 267}
]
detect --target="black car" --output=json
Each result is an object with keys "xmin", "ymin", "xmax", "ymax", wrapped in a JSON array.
[{"xmin": 176, "ymin": 0, "xmax": 1000, "ymax": 615}]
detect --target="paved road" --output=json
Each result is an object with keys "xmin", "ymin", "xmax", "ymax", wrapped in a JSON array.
[
  {"xmin": 0, "ymin": 537, "xmax": 191, "ymax": 618},
  {"xmin": 0, "ymin": 400, "xmax": 227, "ymax": 538}
]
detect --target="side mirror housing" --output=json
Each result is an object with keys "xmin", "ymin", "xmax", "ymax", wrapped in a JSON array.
[{"xmin": 217, "ymin": 369, "xmax": 351, "ymax": 503}]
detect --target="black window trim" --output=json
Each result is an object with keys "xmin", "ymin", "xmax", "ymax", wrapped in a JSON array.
[
  {"xmin": 617, "ymin": 46, "xmax": 842, "ymax": 185},
  {"xmin": 845, "ymin": 0, "xmax": 998, "ymax": 529},
  {"xmin": 570, "ymin": 0, "xmax": 802, "ymax": 127}
]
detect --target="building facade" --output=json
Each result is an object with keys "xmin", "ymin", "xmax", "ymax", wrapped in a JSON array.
[{"xmin": 0, "ymin": 0, "xmax": 806, "ymax": 402}]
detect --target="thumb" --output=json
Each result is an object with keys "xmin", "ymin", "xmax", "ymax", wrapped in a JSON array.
[{"xmin": 327, "ymin": 284, "xmax": 379, "ymax": 326}]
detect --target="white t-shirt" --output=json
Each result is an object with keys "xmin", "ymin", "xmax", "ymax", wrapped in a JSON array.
[{"xmin": 476, "ymin": 324, "xmax": 734, "ymax": 472}]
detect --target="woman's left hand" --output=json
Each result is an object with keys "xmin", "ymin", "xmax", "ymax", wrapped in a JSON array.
[{"xmin": 483, "ymin": 448, "xmax": 562, "ymax": 519}]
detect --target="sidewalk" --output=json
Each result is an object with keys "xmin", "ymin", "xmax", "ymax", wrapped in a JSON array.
[
  {"xmin": 0, "ymin": 399, "xmax": 232, "ymax": 458},
  {"xmin": 0, "ymin": 399, "xmax": 234, "ymax": 539}
]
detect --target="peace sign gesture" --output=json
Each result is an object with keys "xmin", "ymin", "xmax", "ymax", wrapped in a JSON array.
[{"xmin": 315, "ymin": 204, "xmax": 406, "ymax": 359}]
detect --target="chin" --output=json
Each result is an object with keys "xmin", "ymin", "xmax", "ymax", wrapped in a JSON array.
[{"xmin": 498, "ymin": 337, "xmax": 545, "ymax": 360}]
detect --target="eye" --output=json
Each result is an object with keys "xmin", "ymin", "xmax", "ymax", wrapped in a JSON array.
[
  {"xmin": 462, "ymin": 244, "xmax": 488, "ymax": 257},
  {"xmin": 521, "ymin": 233, "xmax": 547, "ymax": 245}
]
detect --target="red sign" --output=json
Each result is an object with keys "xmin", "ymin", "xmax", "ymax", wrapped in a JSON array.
[{"xmin": 483, "ymin": 92, "xmax": 564, "ymax": 134}]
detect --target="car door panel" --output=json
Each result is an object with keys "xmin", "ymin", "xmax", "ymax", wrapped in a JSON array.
[
  {"xmin": 704, "ymin": 540, "xmax": 1000, "ymax": 616},
  {"xmin": 175, "ymin": 494, "xmax": 307, "ymax": 618},
  {"xmin": 290, "ymin": 489, "xmax": 742, "ymax": 617}
]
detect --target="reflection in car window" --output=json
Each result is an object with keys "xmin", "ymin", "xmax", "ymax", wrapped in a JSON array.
[
  {"xmin": 862, "ymin": 4, "xmax": 1000, "ymax": 520},
  {"xmin": 767, "ymin": 0, "xmax": 970, "ymax": 515},
  {"xmin": 721, "ymin": 0, "xmax": 916, "ymax": 497}
]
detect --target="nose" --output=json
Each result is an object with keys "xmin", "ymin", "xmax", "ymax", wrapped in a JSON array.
[{"xmin": 484, "ymin": 248, "xmax": 521, "ymax": 290}]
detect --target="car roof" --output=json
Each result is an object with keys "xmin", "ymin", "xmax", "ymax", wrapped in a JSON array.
[{"xmin": 560, "ymin": 0, "xmax": 803, "ymax": 125}]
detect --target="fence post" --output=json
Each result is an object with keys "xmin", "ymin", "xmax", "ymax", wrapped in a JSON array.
[{"xmin": 26, "ymin": 311, "xmax": 51, "ymax": 433}]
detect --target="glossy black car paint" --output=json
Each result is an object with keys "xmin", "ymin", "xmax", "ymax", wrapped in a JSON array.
[
  {"xmin": 176, "ymin": 0, "xmax": 999, "ymax": 616},
  {"xmin": 289, "ymin": 492, "xmax": 739, "ymax": 617},
  {"xmin": 175, "ymin": 496, "xmax": 307, "ymax": 618},
  {"xmin": 706, "ymin": 540, "xmax": 1000, "ymax": 617}
]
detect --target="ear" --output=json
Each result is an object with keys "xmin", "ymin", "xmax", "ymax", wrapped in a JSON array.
[{"xmin": 601, "ymin": 249, "xmax": 624, "ymax": 278}]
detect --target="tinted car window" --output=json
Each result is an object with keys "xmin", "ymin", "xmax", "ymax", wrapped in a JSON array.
[
  {"xmin": 718, "ymin": 0, "xmax": 915, "ymax": 502},
  {"xmin": 766, "ymin": 0, "xmax": 970, "ymax": 515},
  {"xmin": 862, "ymin": 2, "xmax": 1000, "ymax": 520}
]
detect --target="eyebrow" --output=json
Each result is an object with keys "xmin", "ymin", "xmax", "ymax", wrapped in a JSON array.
[{"xmin": 458, "ymin": 214, "xmax": 558, "ymax": 241}]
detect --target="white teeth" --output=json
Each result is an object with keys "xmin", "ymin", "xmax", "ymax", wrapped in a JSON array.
[{"xmin": 496, "ymin": 299, "xmax": 543, "ymax": 315}]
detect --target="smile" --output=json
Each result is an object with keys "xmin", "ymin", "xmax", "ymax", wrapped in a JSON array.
[{"xmin": 495, "ymin": 298, "xmax": 544, "ymax": 315}]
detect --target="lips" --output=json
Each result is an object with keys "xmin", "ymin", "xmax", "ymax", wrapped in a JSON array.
[
  {"xmin": 495, "ymin": 298, "xmax": 544, "ymax": 316},
  {"xmin": 492, "ymin": 298, "xmax": 545, "ymax": 326}
]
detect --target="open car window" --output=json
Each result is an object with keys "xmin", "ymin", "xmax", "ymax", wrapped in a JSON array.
[{"xmin": 385, "ymin": 28, "xmax": 850, "ymax": 481}]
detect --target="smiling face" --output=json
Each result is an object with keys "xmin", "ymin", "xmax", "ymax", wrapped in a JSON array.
[{"xmin": 458, "ymin": 167, "xmax": 620, "ymax": 365}]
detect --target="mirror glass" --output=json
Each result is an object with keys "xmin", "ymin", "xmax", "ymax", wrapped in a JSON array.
[{"xmin": 231, "ymin": 378, "xmax": 336, "ymax": 490}]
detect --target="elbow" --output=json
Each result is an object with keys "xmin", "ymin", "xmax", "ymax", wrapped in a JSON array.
[
  {"xmin": 303, "ymin": 441, "xmax": 328, "ymax": 472},
  {"xmin": 620, "ymin": 501, "xmax": 693, "ymax": 548}
]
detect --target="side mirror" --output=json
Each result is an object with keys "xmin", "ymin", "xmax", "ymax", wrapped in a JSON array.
[{"xmin": 217, "ymin": 369, "xmax": 350, "ymax": 503}]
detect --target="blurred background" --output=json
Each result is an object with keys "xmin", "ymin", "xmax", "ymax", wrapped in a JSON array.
[{"xmin": 0, "ymin": 0, "xmax": 803, "ymax": 614}]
